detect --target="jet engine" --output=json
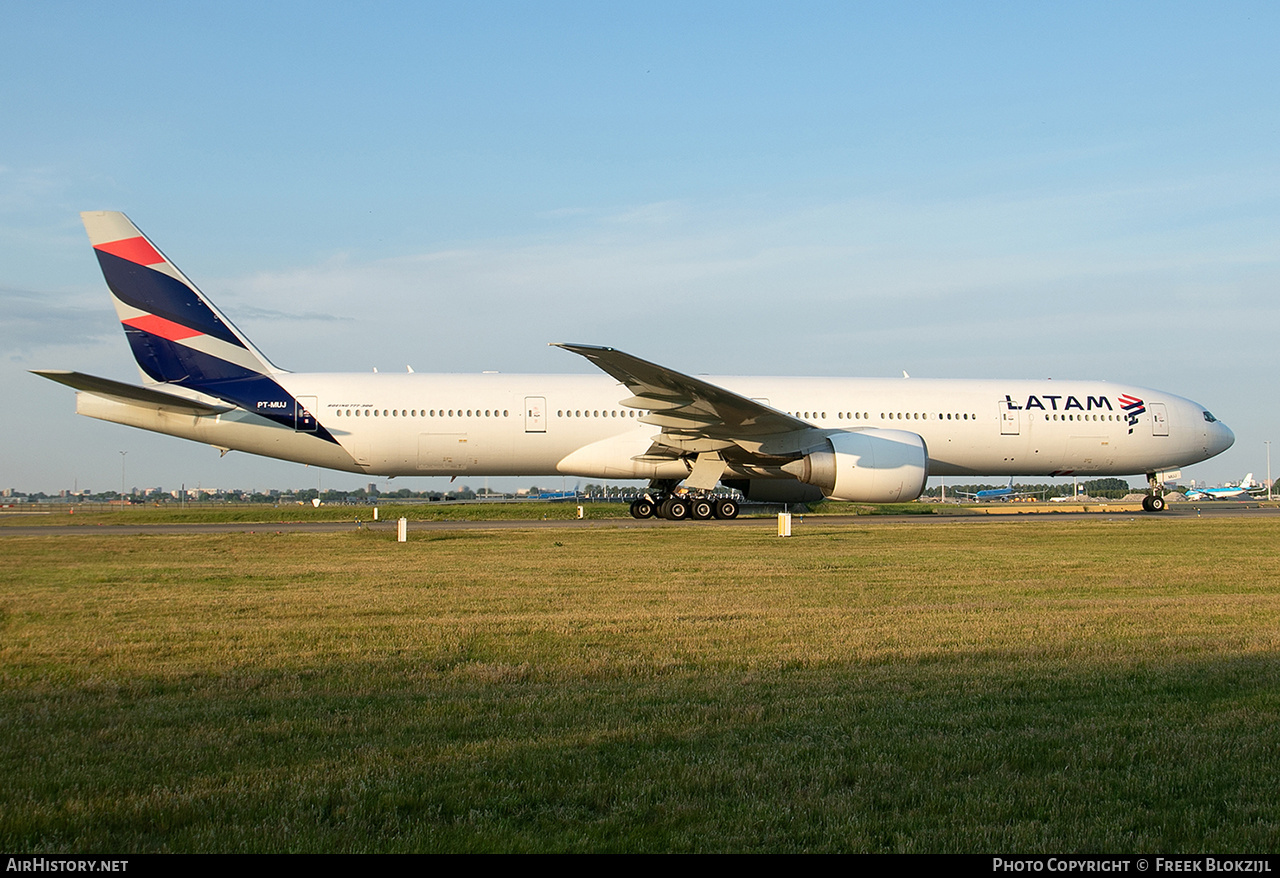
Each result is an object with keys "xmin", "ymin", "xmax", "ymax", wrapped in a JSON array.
[{"xmin": 780, "ymin": 428, "xmax": 928, "ymax": 503}]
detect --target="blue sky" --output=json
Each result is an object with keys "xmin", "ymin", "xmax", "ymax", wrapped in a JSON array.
[{"xmin": 3, "ymin": 2, "xmax": 1276, "ymax": 494}]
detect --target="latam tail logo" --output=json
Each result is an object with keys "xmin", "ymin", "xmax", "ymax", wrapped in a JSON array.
[
  {"xmin": 1118, "ymin": 394, "xmax": 1146, "ymax": 434},
  {"xmin": 83, "ymin": 215, "xmax": 338, "ymax": 446}
]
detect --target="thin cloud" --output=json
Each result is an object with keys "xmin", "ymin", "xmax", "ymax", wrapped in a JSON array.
[{"xmin": 0, "ymin": 287, "xmax": 115, "ymax": 358}]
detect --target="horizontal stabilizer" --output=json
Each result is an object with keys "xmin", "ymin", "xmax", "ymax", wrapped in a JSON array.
[{"xmin": 31, "ymin": 370, "xmax": 231, "ymax": 415}]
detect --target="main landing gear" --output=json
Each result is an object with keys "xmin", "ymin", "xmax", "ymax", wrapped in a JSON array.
[
  {"xmin": 1142, "ymin": 472, "xmax": 1167, "ymax": 512},
  {"xmin": 629, "ymin": 492, "xmax": 739, "ymax": 521}
]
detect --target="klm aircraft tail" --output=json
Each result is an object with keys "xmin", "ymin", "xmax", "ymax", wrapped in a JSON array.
[{"xmin": 82, "ymin": 211, "xmax": 281, "ymax": 388}]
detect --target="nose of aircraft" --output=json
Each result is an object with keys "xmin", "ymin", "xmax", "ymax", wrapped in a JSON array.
[{"xmin": 1209, "ymin": 419, "xmax": 1235, "ymax": 457}]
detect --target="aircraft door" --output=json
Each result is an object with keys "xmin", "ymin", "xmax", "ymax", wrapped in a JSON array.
[
  {"xmin": 1151, "ymin": 403, "xmax": 1169, "ymax": 437},
  {"xmin": 525, "ymin": 396, "xmax": 546, "ymax": 433},
  {"xmin": 295, "ymin": 396, "xmax": 318, "ymax": 432},
  {"xmin": 999, "ymin": 400, "xmax": 1020, "ymax": 435}
]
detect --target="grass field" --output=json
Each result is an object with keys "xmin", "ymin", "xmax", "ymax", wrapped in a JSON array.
[
  {"xmin": 2, "ymin": 516, "xmax": 1278, "ymax": 852},
  {"xmin": 0, "ymin": 498, "xmax": 947, "ymax": 527},
  {"xmin": 0, "ymin": 500, "xmax": 637, "ymax": 525}
]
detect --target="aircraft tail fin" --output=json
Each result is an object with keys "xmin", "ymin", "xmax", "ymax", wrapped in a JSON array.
[{"xmin": 81, "ymin": 211, "xmax": 282, "ymax": 388}]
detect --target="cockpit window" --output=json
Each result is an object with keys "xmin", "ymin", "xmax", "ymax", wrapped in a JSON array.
[{"xmin": 1203, "ymin": 411, "xmax": 1217, "ymax": 423}]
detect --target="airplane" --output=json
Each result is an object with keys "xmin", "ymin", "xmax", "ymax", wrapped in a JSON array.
[
  {"xmin": 531, "ymin": 490, "xmax": 580, "ymax": 502},
  {"xmin": 1183, "ymin": 475, "xmax": 1265, "ymax": 501},
  {"xmin": 35, "ymin": 212, "xmax": 1236, "ymax": 520},
  {"xmin": 954, "ymin": 478, "xmax": 1046, "ymax": 502}
]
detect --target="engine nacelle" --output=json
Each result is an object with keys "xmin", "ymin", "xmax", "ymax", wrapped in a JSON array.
[{"xmin": 781, "ymin": 428, "xmax": 928, "ymax": 502}]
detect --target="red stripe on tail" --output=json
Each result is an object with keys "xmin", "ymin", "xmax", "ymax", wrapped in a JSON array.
[
  {"xmin": 95, "ymin": 236, "xmax": 165, "ymax": 266},
  {"xmin": 122, "ymin": 314, "xmax": 202, "ymax": 341}
]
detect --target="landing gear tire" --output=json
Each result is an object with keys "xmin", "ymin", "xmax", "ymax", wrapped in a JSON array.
[
  {"xmin": 1149, "ymin": 495, "xmax": 1165, "ymax": 512},
  {"xmin": 659, "ymin": 497, "xmax": 690, "ymax": 520},
  {"xmin": 630, "ymin": 499, "xmax": 655, "ymax": 519},
  {"xmin": 690, "ymin": 498, "xmax": 714, "ymax": 520},
  {"xmin": 713, "ymin": 498, "xmax": 740, "ymax": 520}
]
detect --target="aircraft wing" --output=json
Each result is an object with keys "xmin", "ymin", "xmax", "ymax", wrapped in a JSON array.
[
  {"xmin": 552, "ymin": 344, "xmax": 826, "ymax": 487},
  {"xmin": 32, "ymin": 370, "xmax": 232, "ymax": 415},
  {"xmin": 552, "ymin": 344, "xmax": 810, "ymax": 440}
]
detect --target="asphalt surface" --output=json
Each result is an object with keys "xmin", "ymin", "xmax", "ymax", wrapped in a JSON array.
[{"xmin": 1, "ymin": 502, "xmax": 1276, "ymax": 536}]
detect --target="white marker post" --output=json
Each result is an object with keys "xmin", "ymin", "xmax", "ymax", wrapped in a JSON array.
[
  {"xmin": 777, "ymin": 512, "xmax": 792, "ymax": 537},
  {"xmin": 397, "ymin": 517, "xmax": 407, "ymax": 542}
]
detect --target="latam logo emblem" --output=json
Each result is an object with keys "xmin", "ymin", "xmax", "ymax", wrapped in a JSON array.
[
  {"xmin": 1005, "ymin": 394, "xmax": 1115, "ymax": 412},
  {"xmin": 1004, "ymin": 392, "xmax": 1147, "ymax": 434},
  {"xmin": 1118, "ymin": 394, "xmax": 1146, "ymax": 434}
]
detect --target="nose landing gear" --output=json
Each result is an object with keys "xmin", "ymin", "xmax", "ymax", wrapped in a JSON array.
[{"xmin": 1142, "ymin": 472, "xmax": 1167, "ymax": 512}]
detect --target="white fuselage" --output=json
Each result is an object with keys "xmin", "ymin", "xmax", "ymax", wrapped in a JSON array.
[{"xmin": 78, "ymin": 370, "xmax": 1233, "ymax": 481}]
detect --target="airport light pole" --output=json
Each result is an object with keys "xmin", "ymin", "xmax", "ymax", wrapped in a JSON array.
[
  {"xmin": 119, "ymin": 451, "xmax": 127, "ymax": 502},
  {"xmin": 1266, "ymin": 440, "xmax": 1272, "ymax": 501}
]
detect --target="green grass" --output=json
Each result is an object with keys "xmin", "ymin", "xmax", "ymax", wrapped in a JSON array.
[
  {"xmin": 0, "ymin": 498, "xmax": 961, "ymax": 527},
  {"xmin": 0, "ymin": 501, "xmax": 636, "ymax": 526},
  {"xmin": 1, "ymin": 518, "xmax": 1278, "ymax": 851}
]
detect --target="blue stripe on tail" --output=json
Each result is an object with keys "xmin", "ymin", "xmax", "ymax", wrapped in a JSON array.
[
  {"xmin": 125, "ymin": 325, "xmax": 339, "ymax": 443},
  {"xmin": 95, "ymin": 250, "xmax": 245, "ymax": 347}
]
